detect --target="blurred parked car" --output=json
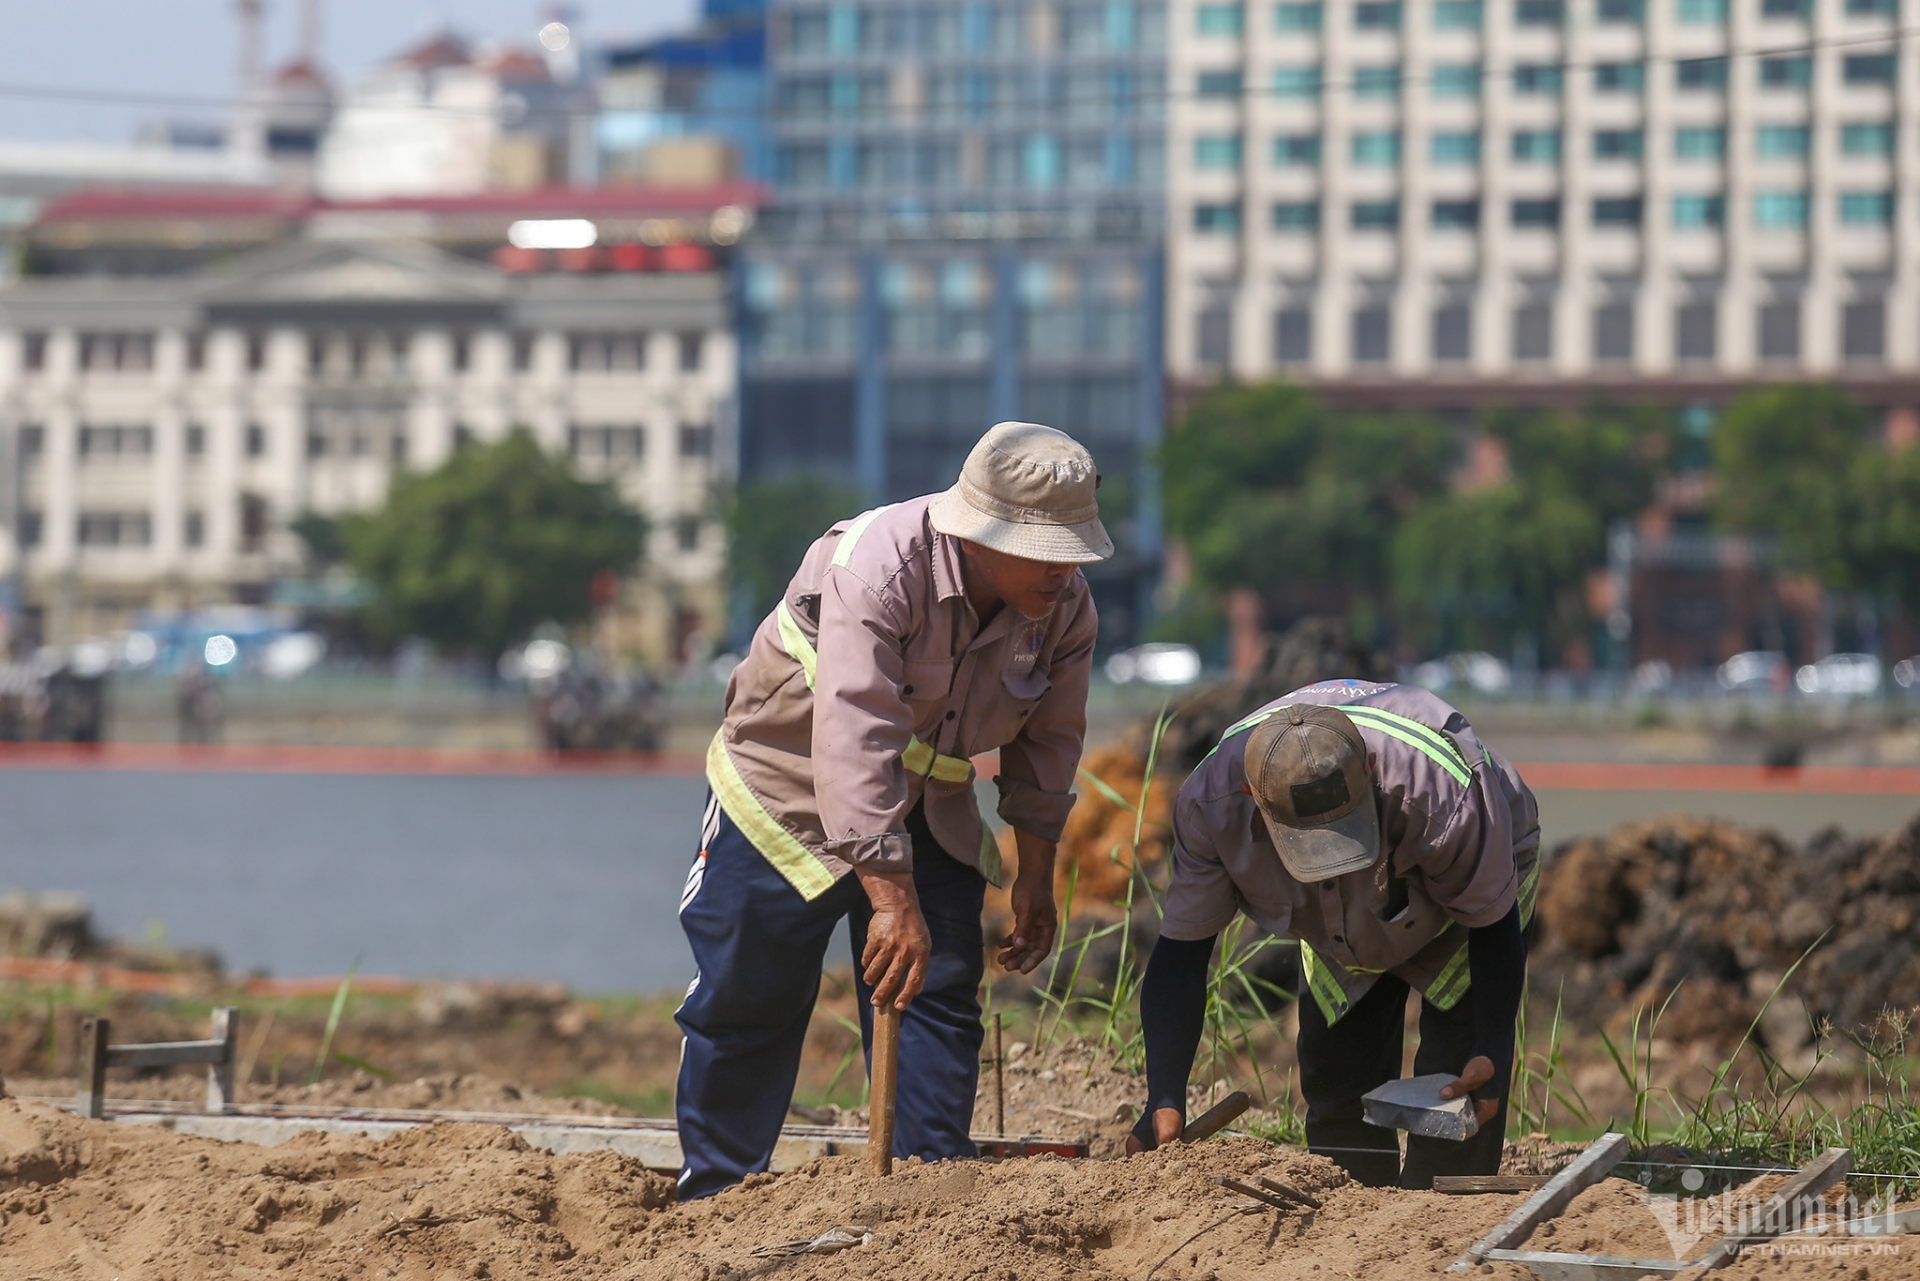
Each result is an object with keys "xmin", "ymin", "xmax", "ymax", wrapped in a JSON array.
[
  {"xmin": 1716, "ymin": 650, "xmax": 1790, "ymax": 693},
  {"xmin": 1105, "ymin": 643, "xmax": 1203, "ymax": 686},
  {"xmin": 1893, "ymin": 657, "xmax": 1920, "ymax": 689},
  {"xmin": 1410, "ymin": 652, "xmax": 1512, "ymax": 696},
  {"xmin": 1795, "ymin": 653, "xmax": 1882, "ymax": 698}
]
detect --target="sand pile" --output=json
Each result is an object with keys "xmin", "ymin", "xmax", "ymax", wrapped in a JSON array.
[
  {"xmin": 1536, "ymin": 813, "xmax": 1920, "ymax": 1042},
  {"xmin": 1, "ymin": 1095, "xmax": 1913, "ymax": 1279},
  {"xmin": 11, "ymin": 1071, "xmax": 624, "ymax": 1117}
]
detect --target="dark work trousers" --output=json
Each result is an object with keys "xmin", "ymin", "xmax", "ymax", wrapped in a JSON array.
[
  {"xmin": 674, "ymin": 793, "xmax": 987, "ymax": 1200},
  {"xmin": 1296, "ymin": 971, "xmax": 1508, "ymax": 1190}
]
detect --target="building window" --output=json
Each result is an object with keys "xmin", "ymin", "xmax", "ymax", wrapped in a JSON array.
[
  {"xmin": 1597, "ymin": 0, "xmax": 1643, "ymax": 21},
  {"xmin": 246, "ymin": 333, "xmax": 268, "ymax": 372},
  {"xmin": 1673, "ymin": 194, "xmax": 1726, "ymax": 227},
  {"xmin": 1194, "ymin": 134, "xmax": 1243, "ymax": 168},
  {"xmin": 1514, "ymin": 64, "xmax": 1563, "ymax": 95},
  {"xmin": 77, "ymin": 511, "xmax": 152, "ymax": 547},
  {"xmin": 1676, "ymin": 57, "xmax": 1729, "ymax": 90},
  {"xmin": 1593, "ymin": 197, "xmax": 1643, "ymax": 227},
  {"xmin": 1273, "ymin": 307, "xmax": 1312, "ymax": 363},
  {"xmin": 17, "ymin": 512, "xmax": 41, "ymax": 548},
  {"xmin": 1511, "ymin": 129, "xmax": 1561, "ymax": 163},
  {"xmin": 1841, "ymin": 122, "xmax": 1896, "ymax": 156},
  {"xmin": 1759, "ymin": 55, "xmax": 1812, "ymax": 88},
  {"xmin": 245, "ymin": 424, "xmax": 267, "ymax": 457},
  {"xmin": 1351, "ymin": 131, "xmax": 1400, "ymax": 165},
  {"xmin": 679, "ymin": 423, "xmax": 714, "ymax": 458},
  {"xmin": 1353, "ymin": 66, "xmax": 1400, "ymax": 99},
  {"xmin": 1675, "ymin": 126, "xmax": 1727, "ymax": 159},
  {"xmin": 1197, "ymin": 69, "xmax": 1243, "ymax": 97},
  {"xmin": 1273, "ymin": 133, "xmax": 1322, "ymax": 166},
  {"xmin": 1756, "ymin": 125, "xmax": 1810, "ymax": 158},
  {"xmin": 451, "ymin": 333, "xmax": 471, "ymax": 372},
  {"xmin": 1352, "ymin": 306, "xmax": 1391, "ymax": 363},
  {"xmin": 1593, "ymin": 304, "xmax": 1635, "ymax": 362},
  {"xmin": 1759, "ymin": 301, "xmax": 1800, "ymax": 360},
  {"xmin": 1196, "ymin": 3, "xmax": 1243, "ymax": 33},
  {"xmin": 569, "ymin": 334, "xmax": 647, "ymax": 372},
  {"xmin": 1513, "ymin": 302, "xmax": 1553, "ymax": 360},
  {"xmin": 78, "ymin": 425, "xmax": 154, "ymax": 459},
  {"xmin": 1271, "ymin": 200, "xmax": 1320, "ymax": 230},
  {"xmin": 1515, "ymin": 0, "xmax": 1564, "ymax": 25},
  {"xmin": 1432, "ymin": 200, "xmax": 1480, "ymax": 229},
  {"xmin": 1676, "ymin": 302, "xmax": 1716, "ymax": 360},
  {"xmin": 1195, "ymin": 304, "xmax": 1233, "ymax": 367},
  {"xmin": 1351, "ymin": 200, "xmax": 1400, "ymax": 230},
  {"xmin": 184, "ymin": 511, "xmax": 205, "ymax": 548},
  {"xmin": 1676, "ymin": 0, "xmax": 1725, "ymax": 22},
  {"xmin": 678, "ymin": 332, "xmax": 705, "ymax": 372},
  {"xmin": 675, "ymin": 516, "xmax": 704, "ymax": 554},
  {"xmin": 79, "ymin": 333, "xmax": 154, "ymax": 372},
  {"xmin": 1432, "ymin": 304, "xmax": 1472, "ymax": 362},
  {"xmin": 1355, "ymin": 2, "xmax": 1401, "ymax": 29},
  {"xmin": 1433, "ymin": 0, "xmax": 1481, "ymax": 28},
  {"xmin": 512, "ymin": 334, "xmax": 537, "ymax": 371},
  {"xmin": 186, "ymin": 424, "xmax": 206, "ymax": 456},
  {"xmin": 1512, "ymin": 199, "xmax": 1561, "ymax": 228},
  {"xmin": 1840, "ymin": 191, "xmax": 1894, "ymax": 225},
  {"xmin": 1847, "ymin": 0, "xmax": 1895, "ymax": 12},
  {"xmin": 1843, "ymin": 54, "xmax": 1895, "ymax": 85},
  {"xmin": 453, "ymin": 424, "xmax": 476, "ymax": 450},
  {"xmin": 1844, "ymin": 300, "xmax": 1886, "ymax": 362},
  {"xmin": 567, "ymin": 425, "xmax": 648, "ymax": 461},
  {"xmin": 1432, "ymin": 64, "xmax": 1480, "ymax": 98},
  {"xmin": 19, "ymin": 424, "xmax": 42, "ymax": 455},
  {"xmin": 21, "ymin": 333, "xmax": 46, "ymax": 371},
  {"xmin": 1594, "ymin": 62, "xmax": 1645, "ymax": 92},
  {"xmin": 1762, "ymin": 0, "xmax": 1811, "ymax": 15},
  {"xmin": 1274, "ymin": 2, "xmax": 1322, "ymax": 30},
  {"xmin": 1271, "ymin": 66, "xmax": 1320, "ymax": 97},
  {"xmin": 1594, "ymin": 129, "xmax": 1644, "ymax": 160},
  {"xmin": 1431, "ymin": 131, "xmax": 1480, "ymax": 164},
  {"xmin": 1193, "ymin": 202, "xmax": 1241, "ymax": 233},
  {"xmin": 1754, "ymin": 190, "xmax": 1810, "ymax": 229},
  {"xmin": 186, "ymin": 333, "xmax": 207, "ymax": 371}
]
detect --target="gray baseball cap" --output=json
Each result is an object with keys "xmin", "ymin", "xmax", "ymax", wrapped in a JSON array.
[{"xmin": 1244, "ymin": 705, "xmax": 1381, "ymax": 882}]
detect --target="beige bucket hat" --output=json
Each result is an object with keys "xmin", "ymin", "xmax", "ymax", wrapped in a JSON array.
[{"xmin": 928, "ymin": 422, "xmax": 1114, "ymax": 564}]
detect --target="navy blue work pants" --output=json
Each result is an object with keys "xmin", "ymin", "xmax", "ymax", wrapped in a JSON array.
[{"xmin": 673, "ymin": 793, "xmax": 987, "ymax": 1200}]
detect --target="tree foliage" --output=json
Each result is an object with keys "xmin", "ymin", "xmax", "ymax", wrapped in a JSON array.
[
  {"xmin": 338, "ymin": 432, "xmax": 644, "ymax": 660},
  {"xmin": 1161, "ymin": 384, "xmax": 1455, "ymax": 615},
  {"xmin": 725, "ymin": 472, "xmax": 867, "ymax": 625}
]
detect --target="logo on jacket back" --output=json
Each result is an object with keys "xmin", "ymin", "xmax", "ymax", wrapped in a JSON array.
[{"xmin": 1010, "ymin": 623, "xmax": 1044, "ymax": 671}]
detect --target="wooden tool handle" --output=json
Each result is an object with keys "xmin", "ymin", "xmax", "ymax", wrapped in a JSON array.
[
  {"xmin": 1182, "ymin": 1090, "xmax": 1251, "ymax": 1144},
  {"xmin": 868, "ymin": 1005, "xmax": 901, "ymax": 1176}
]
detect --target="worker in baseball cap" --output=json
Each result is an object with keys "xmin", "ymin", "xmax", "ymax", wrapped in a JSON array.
[
  {"xmin": 675, "ymin": 422, "xmax": 1112, "ymax": 1198},
  {"xmin": 1125, "ymin": 680, "xmax": 1539, "ymax": 1189}
]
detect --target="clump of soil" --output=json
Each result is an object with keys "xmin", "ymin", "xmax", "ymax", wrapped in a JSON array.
[
  {"xmin": 2, "ymin": 1094, "xmax": 1910, "ymax": 1280},
  {"xmin": 1535, "ymin": 813, "xmax": 1920, "ymax": 1041}
]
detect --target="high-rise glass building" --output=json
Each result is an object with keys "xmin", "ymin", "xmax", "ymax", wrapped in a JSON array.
[
  {"xmin": 1166, "ymin": 0, "xmax": 1919, "ymax": 393},
  {"xmin": 739, "ymin": 1, "xmax": 1170, "ymax": 645}
]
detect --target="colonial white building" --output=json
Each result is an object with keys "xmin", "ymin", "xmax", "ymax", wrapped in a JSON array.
[
  {"xmin": 1166, "ymin": 0, "xmax": 1920, "ymax": 392},
  {"xmin": 0, "ymin": 239, "xmax": 734, "ymax": 665}
]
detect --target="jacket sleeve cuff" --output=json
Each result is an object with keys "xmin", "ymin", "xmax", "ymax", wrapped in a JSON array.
[
  {"xmin": 822, "ymin": 831, "xmax": 914, "ymax": 870},
  {"xmin": 994, "ymin": 776, "xmax": 1076, "ymax": 843}
]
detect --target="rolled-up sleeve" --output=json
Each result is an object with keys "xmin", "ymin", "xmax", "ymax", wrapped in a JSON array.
[
  {"xmin": 995, "ymin": 590, "xmax": 1097, "ymax": 841},
  {"xmin": 810, "ymin": 563, "xmax": 915, "ymax": 870}
]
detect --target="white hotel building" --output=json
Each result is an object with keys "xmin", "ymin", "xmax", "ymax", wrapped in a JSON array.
[{"xmin": 1166, "ymin": 0, "xmax": 1920, "ymax": 394}]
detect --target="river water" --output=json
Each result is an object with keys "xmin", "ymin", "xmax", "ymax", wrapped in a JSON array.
[{"xmin": 4, "ymin": 767, "xmax": 1914, "ymax": 994}]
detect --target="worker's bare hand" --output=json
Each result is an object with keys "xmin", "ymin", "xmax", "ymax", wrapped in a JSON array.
[
  {"xmin": 1440, "ymin": 1055, "xmax": 1501, "ymax": 1127},
  {"xmin": 998, "ymin": 836, "xmax": 1059, "ymax": 974},
  {"xmin": 1123, "ymin": 1107, "xmax": 1184, "ymax": 1155},
  {"xmin": 857, "ymin": 867, "xmax": 930, "ymax": 1011}
]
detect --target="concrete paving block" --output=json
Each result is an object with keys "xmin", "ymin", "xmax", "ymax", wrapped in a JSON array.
[{"xmin": 1360, "ymin": 1073, "xmax": 1479, "ymax": 1142}]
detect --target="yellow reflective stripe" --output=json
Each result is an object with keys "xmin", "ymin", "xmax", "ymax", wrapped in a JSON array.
[
  {"xmin": 1339, "ymin": 705, "xmax": 1473, "ymax": 775},
  {"xmin": 1200, "ymin": 708, "xmax": 1279, "ymax": 762},
  {"xmin": 1340, "ymin": 709, "xmax": 1472, "ymax": 787},
  {"xmin": 1518, "ymin": 858, "xmax": 1540, "ymax": 925},
  {"xmin": 830, "ymin": 504, "xmax": 895, "ymax": 569},
  {"xmin": 1425, "ymin": 944, "xmax": 1472, "ymax": 1011},
  {"xmin": 704, "ymin": 731, "xmax": 839, "ymax": 901},
  {"xmin": 1299, "ymin": 942, "xmax": 1352, "ymax": 1024},
  {"xmin": 903, "ymin": 735, "xmax": 973, "ymax": 783},
  {"xmin": 775, "ymin": 600, "xmax": 818, "ymax": 690}
]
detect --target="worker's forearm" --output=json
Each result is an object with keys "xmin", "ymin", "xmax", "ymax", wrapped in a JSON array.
[
  {"xmin": 1466, "ymin": 903, "xmax": 1526, "ymax": 1100},
  {"xmin": 1133, "ymin": 933, "xmax": 1215, "ymax": 1146},
  {"xmin": 854, "ymin": 863, "xmax": 922, "ymax": 915}
]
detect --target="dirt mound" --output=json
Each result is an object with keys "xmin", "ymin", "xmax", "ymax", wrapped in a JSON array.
[
  {"xmin": 1536, "ymin": 813, "xmax": 1920, "ymax": 1040},
  {"xmin": 0, "ymin": 1094, "xmax": 1912, "ymax": 1279},
  {"xmin": 10, "ymin": 1071, "xmax": 623, "ymax": 1117}
]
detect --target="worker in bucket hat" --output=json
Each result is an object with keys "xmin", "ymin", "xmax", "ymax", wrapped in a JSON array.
[
  {"xmin": 1126, "ymin": 681, "xmax": 1539, "ymax": 1189},
  {"xmin": 675, "ymin": 422, "xmax": 1112, "ymax": 1198}
]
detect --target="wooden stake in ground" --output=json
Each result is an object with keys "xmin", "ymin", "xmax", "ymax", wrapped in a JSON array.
[
  {"xmin": 868, "ymin": 1005, "xmax": 901, "ymax": 1176},
  {"xmin": 992, "ymin": 1013, "xmax": 1005, "ymax": 1138}
]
